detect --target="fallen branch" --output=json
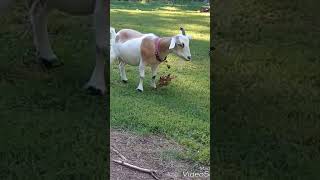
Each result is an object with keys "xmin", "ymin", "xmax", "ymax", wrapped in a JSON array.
[
  {"xmin": 112, "ymin": 159, "xmax": 160, "ymax": 180},
  {"xmin": 111, "ymin": 147, "xmax": 160, "ymax": 180},
  {"xmin": 111, "ymin": 146, "xmax": 127, "ymax": 161}
]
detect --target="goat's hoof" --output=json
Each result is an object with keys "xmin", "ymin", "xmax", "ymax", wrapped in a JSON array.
[
  {"xmin": 122, "ymin": 80, "xmax": 128, "ymax": 83},
  {"xmin": 136, "ymin": 88, "xmax": 143, "ymax": 92},
  {"xmin": 86, "ymin": 86, "xmax": 104, "ymax": 96},
  {"xmin": 39, "ymin": 57, "xmax": 64, "ymax": 69}
]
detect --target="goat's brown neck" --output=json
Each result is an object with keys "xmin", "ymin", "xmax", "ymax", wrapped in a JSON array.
[{"xmin": 157, "ymin": 37, "xmax": 172, "ymax": 61}]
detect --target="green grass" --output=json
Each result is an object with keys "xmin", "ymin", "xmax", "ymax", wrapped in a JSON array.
[
  {"xmin": 212, "ymin": 0, "xmax": 320, "ymax": 179},
  {"xmin": 0, "ymin": 3, "xmax": 108, "ymax": 179},
  {"xmin": 110, "ymin": 2, "xmax": 210, "ymax": 164}
]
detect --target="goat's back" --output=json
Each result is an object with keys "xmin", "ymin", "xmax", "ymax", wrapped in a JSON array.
[{"xmin": 115, "ymin": 29, "xmax": 145, "ymax": 43}]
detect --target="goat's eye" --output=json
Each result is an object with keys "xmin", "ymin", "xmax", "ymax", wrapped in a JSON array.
[{"xmin": 179, "ymin": 43, "xmax": 185, "ymax": 48}]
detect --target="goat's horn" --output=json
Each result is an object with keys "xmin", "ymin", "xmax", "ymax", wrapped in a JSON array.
[{"xmin": 180, "ymin": 27, "xmax": 186, "ymax": 35}]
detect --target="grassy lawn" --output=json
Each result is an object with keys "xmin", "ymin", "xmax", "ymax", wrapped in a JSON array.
[
  {"xmin": 0, "ymin": 3, "xmax": 108, "ymax": 179},
  {"xmin": 110, "ymin": 1, "xmax": 210, "ymax": 165},
  {"xmin": 212, "ymin": 0, "xmax": 320, "ymax": 179}
]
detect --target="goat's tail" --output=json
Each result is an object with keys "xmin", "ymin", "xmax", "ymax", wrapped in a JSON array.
[
  {"xmin": 110, "ymin": 27, "xmax": 117, "ymax": 64},
  {"xmin": 110, "ymin": 27, "xmax": 116, "ymax": 44}
]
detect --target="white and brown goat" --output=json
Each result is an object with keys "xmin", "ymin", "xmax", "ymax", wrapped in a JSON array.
[{"xmin": 110, "ymin": 27, "xmax": 192, "ymax": 92}]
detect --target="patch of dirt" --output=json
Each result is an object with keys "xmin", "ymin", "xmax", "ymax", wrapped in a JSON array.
[{"xmin": 111, "ymin": 129, "xmax": 210, "ymax": 180}]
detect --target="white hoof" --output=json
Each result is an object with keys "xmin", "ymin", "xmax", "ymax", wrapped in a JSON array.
[
  {"xmin": 121, "ymin": 77, "xmax": 128, "ymax": 83},
  {"xmin": 136, "ymin": 87, "xmax": 143, "ymax": 92},
  {"xmin": 84, "ymin": 83, "xmax": 105, "ymax": 95},
  {"xmin": 151, "ymin": 84, "xmax": 156, "ymax": 89}
]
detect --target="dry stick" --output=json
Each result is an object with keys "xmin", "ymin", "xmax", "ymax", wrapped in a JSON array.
[
  {"xmin": 112, "ymin": 159, "xmax": 160, "ymax": 180},
  {"xmin": 111, "ymin": 146, "xmax": 128, "ymax": 161},
  {"xmin": 111, "ymin": 147, "xmax": 160, "ymax": 180}
]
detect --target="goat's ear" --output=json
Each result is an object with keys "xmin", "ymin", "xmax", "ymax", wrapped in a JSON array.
[
  {"xmin": 169, "ymin": 37, "xmax": 176, "ymax": 49},
  {"xmin": 187, "ymin": 35, "xmax": 192, "ymax": 40}
]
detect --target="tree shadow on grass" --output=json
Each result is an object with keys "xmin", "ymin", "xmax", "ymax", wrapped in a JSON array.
[
  {"xmin": 212, "ymin": 46, "xmax": 320, "ymax": 178},
  {"xmin": 211, "ymin": 0, "xmax": 320, "ymax": 178}
]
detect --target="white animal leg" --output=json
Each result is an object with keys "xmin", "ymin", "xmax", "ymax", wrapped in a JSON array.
[
  {"xmin": 86, "ymin": 0, "xmax": 107, "ymax": 95},
  {"xmin": 150, "ymin": 65, "xmax": 159, "ymax": 89},
  {"xmin": 110, "ymin": 47, "xmax": 116, "ymax": 64},
  {"xmin": 30, "ymin": 1, "xmax": 59, "ymax": 67},
  {"xmin": 137, "ymin": 61, "xmax": 145, "ymax": 92},
  {"xmin": 110, "ymin": 27, "xmax": 117, "ymax": 64},
  {"xmin": 119, "ymin": 61, "xmax": 128, "ymax": 83}
]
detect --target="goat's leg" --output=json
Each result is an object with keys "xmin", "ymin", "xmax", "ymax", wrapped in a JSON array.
[
  {"xmin": 137, "ymin": 61, "xmax": 145, "ymax": 92},
  {"xmin": 30, "ymin": 2, "xmax": 62, "ymax": 68},
  {"xmin": 119, "ymin": 61, "xmax": 128, "ymax": 83},
  {"xmin": 110, "ymin": 45, "xmax": 117, "ymax": 64},
  {"xmin": 150, "ymin": 64, "xmax": 159, "ymax": 89},
  {"xmin": 110, "ymin": 48, "xmax": 116, "ymax": 64},
  {"xmin": 85, "ymin": 0, "xmax": 107, "ymax": 95}
]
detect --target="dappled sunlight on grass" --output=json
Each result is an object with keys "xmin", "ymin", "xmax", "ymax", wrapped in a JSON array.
[
  {"xmin": 111, "ymin": 8, "xmax": 209, "ymax": 15},
  {"xmin": 111, "ymin": 0, "xmax": 207, "ymax": 11},
  {"xmin": 159, "ymin": 6, "xmax": 181, "ymax": 11},
  {"xmin": 111, "ymin": 9, "xmax": 209, "ymax": 42}
]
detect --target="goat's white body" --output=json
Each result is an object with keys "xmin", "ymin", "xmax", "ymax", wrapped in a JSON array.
[
  {"xmin": 114, "ymin": 34, "xmax": 156, "ymax": 66},
  {"xmin": 110, "ymin": 28, "xmax": 158, "ymax": 91}
]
